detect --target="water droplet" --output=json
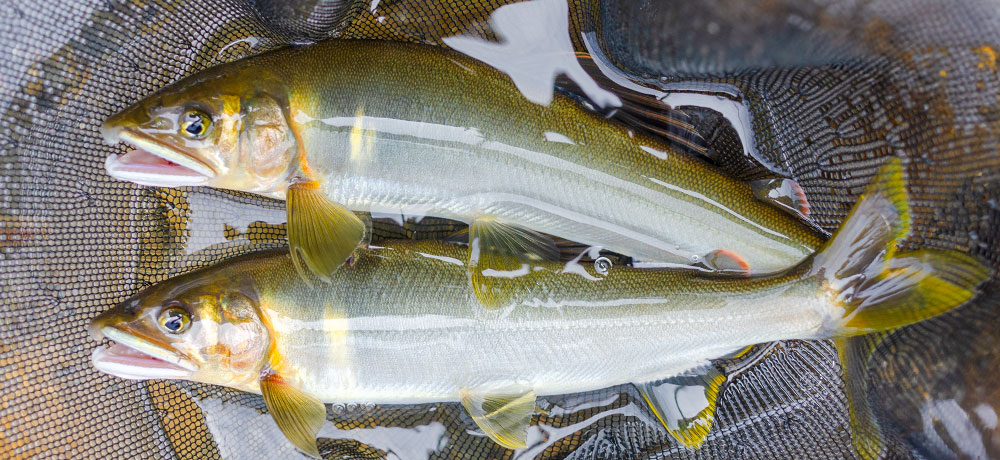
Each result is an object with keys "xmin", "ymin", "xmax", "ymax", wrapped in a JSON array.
[{"xmin": 594, "ymin": 256, "xmax": 612, "ymax": 275}]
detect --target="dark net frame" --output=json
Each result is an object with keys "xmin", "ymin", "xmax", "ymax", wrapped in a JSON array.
[{"xmin": 1, "ymin": 0, "xmax": 997, "ymax": 458}]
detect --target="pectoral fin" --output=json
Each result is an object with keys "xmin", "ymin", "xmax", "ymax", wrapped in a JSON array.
[
  {"xmin": 636, "ymin": 365, "xmax": 727, "ymax": 448},
  {"xmin": 460, "ymin": 388, "xmax": 537, "ymax": 449},
  {"xmin": 468, "ymin": 218, "xmax": 558, "ymax": 309},
  {"xmin": 260, "ymin": 373, "xmax": 327, "ymax": 458},
  {"xmin": 286, "ymin": 181, "xmax": 365, "ymax": 282}
]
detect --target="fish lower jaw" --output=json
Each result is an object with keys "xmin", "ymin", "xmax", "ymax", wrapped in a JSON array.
[
  {"xmin": 105, "ymin": 130, "xmax": 215, "ymax": 185},
  {"xmin": 95, "ymin": 326, "xmax": 198, "ymax": 377},
  {"xmin": 105, "ymin": 151, "xmax": 211, "ymax": 187},
  {"xmin": 91, "ymin": 344, "xmax": 194, "ymax": 380}
]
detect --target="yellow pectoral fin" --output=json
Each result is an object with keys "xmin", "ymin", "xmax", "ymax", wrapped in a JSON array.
[
  {"xmin": 460, "ymin": 388, "xmax": 537, "ymax": 449},
  {"xmin": 468, "ymin": 218, "xmax": 558, "ymax": 309},
  {"xmin": 286, "ymin": 181, "xmax": 365, "ymax": 282},
  {"xmin": 260, "ymin": 373, "xmax": 327, "ymax": 458},
  {"xmin": 636, "ymin": 365, "xmax": 727, "ymax": 449}
]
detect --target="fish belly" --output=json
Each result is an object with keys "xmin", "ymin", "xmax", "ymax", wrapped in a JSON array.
[
  {"xmin": 304, "ymin": 125, "xmax": 809, "ymax": 271},
  {"xmin": 274, "ymin": 289, "xmax": 828, "ymax": 404}
]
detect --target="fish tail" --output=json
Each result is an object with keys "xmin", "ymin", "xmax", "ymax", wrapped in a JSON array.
[
  {"xmin": 810, "ymin": 158, "xmax": 988, "ymax": 337},
  {"xmin": 804, "ymin": 159, "xmax": 988, "ymax": 460}
]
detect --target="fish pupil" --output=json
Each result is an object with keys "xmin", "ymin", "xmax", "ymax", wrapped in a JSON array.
[
  {"xmin": 164, "ymin": 311, "xmax": 183, "ymax": 331},
  {"xmin": 184, "ymin": 115, "xmax": 204, "ymax": 136}
]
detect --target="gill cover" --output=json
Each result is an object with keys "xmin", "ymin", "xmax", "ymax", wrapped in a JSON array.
[{"xmin": 237, "ymin": 93, "xmax": 299, "ymax": 193}]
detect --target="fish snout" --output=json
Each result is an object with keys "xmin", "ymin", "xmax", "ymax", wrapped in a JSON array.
[
  {"xmin": 100, "ymin": 117, "xmax": 124, "ymax": 146},
  {"xmin": 88, "ymin": 316, "xmax": 109, "ymax": 341},
  {"xmin": 88, "ymin": 298, "xmax": 141, "ymax": 341}
]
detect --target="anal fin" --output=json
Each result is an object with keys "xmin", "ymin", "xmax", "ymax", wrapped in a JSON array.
[
  {"xmin": 286, "ymin": 181, "xmax": 366, "ymax": 282},
  {"xmin": 468, "ymin": 218, "xmax": 558, "ymax": 309},
  {"xmin": 260, "ymin": 372, "xmax": 327, "ymax": 458},
  {"xmin": 460, "ymin": 388, "xmax": 537, "ymax": 449},
  {"xmin": 636, "ymin": 365, "xmax": 727, "ymax": 448}
]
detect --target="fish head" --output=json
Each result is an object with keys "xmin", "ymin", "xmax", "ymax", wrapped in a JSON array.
[
  {"xmin": 102, "ymin": 66, "xmax": 298, "ymax": 195},
  {"xmin": 90, "ymin": 269, "xmax": 271, "ymax": 389}
]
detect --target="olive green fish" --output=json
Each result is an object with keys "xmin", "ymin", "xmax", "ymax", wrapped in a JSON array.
[
  {"xmin": 101, "ymin": 38, "xmax": 824, "ymax": 286},
  {"xmin": 90, "ymin": 161, "xmax": 987, "ymax": 457}
]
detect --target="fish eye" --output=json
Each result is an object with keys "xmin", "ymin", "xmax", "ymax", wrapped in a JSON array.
[
  {"xmin": 179, "ymin": 109, "xmax": 211, "ymax": 139},
  {"xmin": 158, "ymin": 306, "xmax": 191, "ymax": 334}
]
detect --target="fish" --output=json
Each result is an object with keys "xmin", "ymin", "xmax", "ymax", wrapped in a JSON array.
[
  {"xmin": 89, "ymin": 160, "xmax": 988, "ymax": 457},
  {"xmin": 100, "ymin": 37, "xmax": 825, "ymax": 288}
]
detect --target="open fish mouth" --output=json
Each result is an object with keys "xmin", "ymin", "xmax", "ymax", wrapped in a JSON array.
[
  {"xmin": 103, "ymin": 129, "xmax": 215, "ymax": 187},
  {"xmin": 91, "ymin": 326, "xmax": 197, "ymax": 380}
]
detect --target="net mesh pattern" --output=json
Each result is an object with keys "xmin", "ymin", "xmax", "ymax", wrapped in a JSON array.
[{"xmin": 0, "ymin": 0, "xmax": 997, "ymax": 458}]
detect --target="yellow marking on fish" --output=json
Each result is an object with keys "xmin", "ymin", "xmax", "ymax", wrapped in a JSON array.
[
  {"xmin": 349, "ymin": 107, "xmax": 376, "ymax": 169},
  {"xmin": 322, "ymin": 303, "xmax": 352, "ymax": 371},
  {"xmin": 295, "ymin": 153, "xmax": 317, "ymax": 181},
  {"xmin": 217, "ymin": 95, "xmax": 242, "ymax": 154},
  {"xmin": 260, "ymin": 300, "xmax": 355, "ymax": 389},
  {"xmin": 318, "ymin": 305, "xmax": 357, "ymax": 391},
  {"xmin": 289, "ymin": 106, "xmax": 318, "ymax": 181},
  {"xmin": 974, "ymin": 45, "xmax": 997, "ymax": 69}
]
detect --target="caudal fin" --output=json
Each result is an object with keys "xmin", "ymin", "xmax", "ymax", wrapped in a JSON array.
[
  {"xmin": 810, "ymin": 158, "xmax": 989, "ymax": 337},
  {"xmin": 808, "ymin": 159, "xmax": 988, "ymax": 460}
]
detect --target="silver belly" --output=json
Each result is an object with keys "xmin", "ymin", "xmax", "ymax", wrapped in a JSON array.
[{"xmin": 303, "ymin": 120, "xmax": 810, "ymax": 271}]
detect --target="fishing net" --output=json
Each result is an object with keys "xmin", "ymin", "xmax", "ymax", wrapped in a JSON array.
[{"xmin": 1, "ymin": 0, "xmax": 997, "ymax": 458}]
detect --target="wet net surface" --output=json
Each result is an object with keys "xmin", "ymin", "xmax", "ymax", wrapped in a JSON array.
[{"xmin": 0, "ymin": 0, "xmax": 998, "ymax": 458}]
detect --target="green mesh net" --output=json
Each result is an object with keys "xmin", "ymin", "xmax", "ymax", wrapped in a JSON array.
[{"xmin": 1, "ymin": 0, "xmax": 998, "ymax": 458}]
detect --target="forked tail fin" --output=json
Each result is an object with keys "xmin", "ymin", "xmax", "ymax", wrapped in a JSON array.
[
  {"xmin": 809, "ymin": 158, "xmax": 988, "ymax": 337},
  {"xmin": 808, "ymin": 158, "xmax": 989, "ymax": 460}
]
